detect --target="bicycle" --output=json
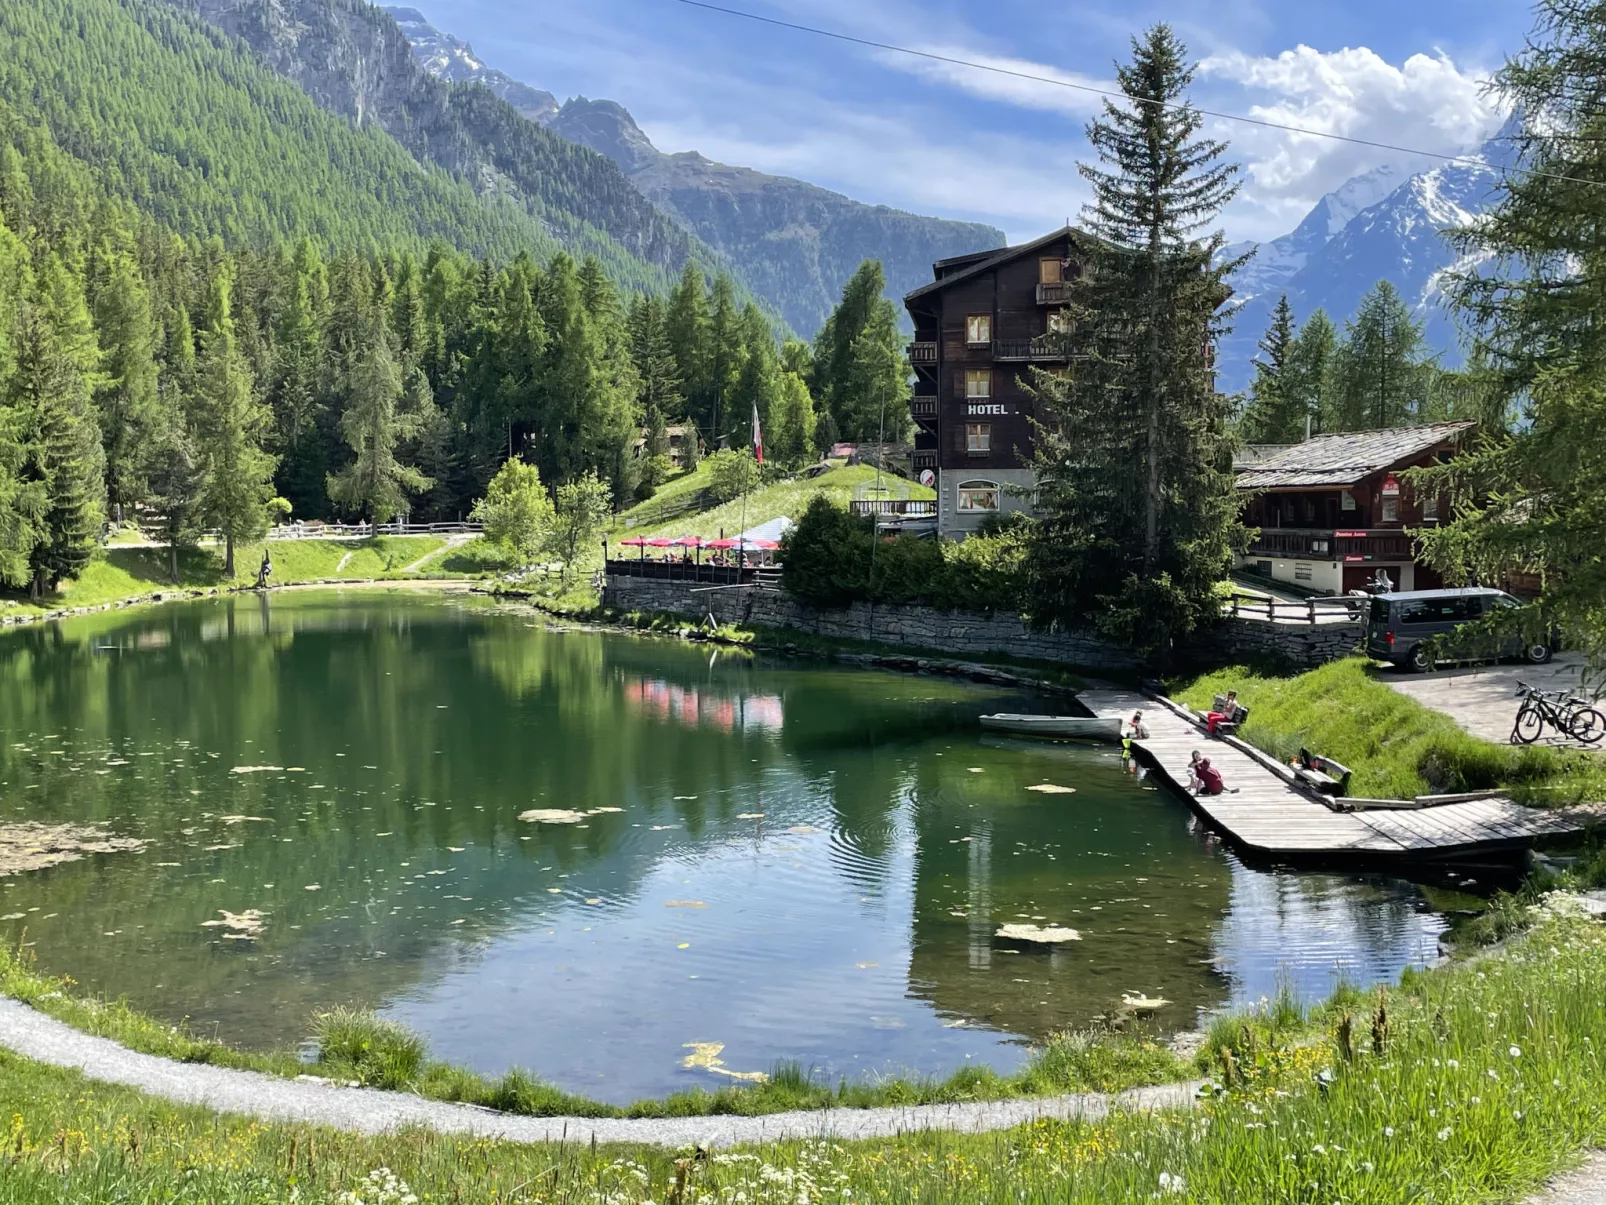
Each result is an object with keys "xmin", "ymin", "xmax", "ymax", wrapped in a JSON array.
[{"xmin": 1511, "ymin": 682, "xmax": 1606, "ymax": 745}]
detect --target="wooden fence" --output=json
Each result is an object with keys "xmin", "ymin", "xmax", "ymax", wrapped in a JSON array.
[{"xmin": 1223, "ymin": 590, "xmax": 1368, "ymax": 626}]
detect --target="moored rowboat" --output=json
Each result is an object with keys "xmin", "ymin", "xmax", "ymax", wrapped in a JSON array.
[{"xmin": 979, "ymin": 713, "xmax": 1123, "ymax": 741}]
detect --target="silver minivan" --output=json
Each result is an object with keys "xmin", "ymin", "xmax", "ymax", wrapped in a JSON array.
[{"xmin": 1365, "ymin": 588, "xmax": 1553, "ymax": 672}]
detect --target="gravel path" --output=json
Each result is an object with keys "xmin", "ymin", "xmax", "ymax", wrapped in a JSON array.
[
  {"xmin": 0, "ymin": 999, "xmax": 1200, "ymax": 1148},
  {"xmin": 1527, "ymin": 1154, "xmax": 1606, "ymax": 1204}
]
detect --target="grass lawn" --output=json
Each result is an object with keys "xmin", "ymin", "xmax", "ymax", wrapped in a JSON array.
[
  {"xmin": 0, "ymin": 537, "xmax": 448, "ymax": 618},
  {"xmin": 5, "ymin": 898, "xmax": 1606, "ymax": 1202},
  {"xmin": 1171, "ymin": 658, "xmax": 1606, "ymax": 804},
  {"xmin": 614, "ymin": 464, "xmax": 934, "ymax": 544}
]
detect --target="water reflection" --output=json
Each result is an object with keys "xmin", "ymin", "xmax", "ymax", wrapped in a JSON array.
[{"xmin": 0, "ymin": 591, "xmax": 1445, "ymax": 1102}]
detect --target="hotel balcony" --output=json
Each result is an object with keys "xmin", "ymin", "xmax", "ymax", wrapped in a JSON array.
[
  {"xmin": 1246, "ymin": 528, "xmax": 1417, "ymax": 561},
  {"xmin": 992, "ymin": 335, "xmax": 1071, "ymax": 362},
  {"xmin": 907, "ymin": 341, "xmax": 937, "ymax": 365}
]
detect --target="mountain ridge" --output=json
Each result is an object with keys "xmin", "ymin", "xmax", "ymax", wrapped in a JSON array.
[{"xmin": 382, "ymin": 6, "xmax": 1006, "ymax": 336}]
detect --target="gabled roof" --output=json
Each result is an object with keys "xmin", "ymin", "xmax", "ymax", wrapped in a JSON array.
[
  {"xmin": 905, "ymin": 226, "xmax": 1091, "ymax": 304},
  {"xmin": 1235, "ymin": 422, "xmax": 1475, "ymax": 490}
]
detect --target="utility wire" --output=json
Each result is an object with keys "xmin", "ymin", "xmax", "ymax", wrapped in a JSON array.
[{"xmin": 670, "ymin": 0, "xmax": 1605, "ymax": 191}]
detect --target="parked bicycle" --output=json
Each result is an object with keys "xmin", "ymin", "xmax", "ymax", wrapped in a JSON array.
[{"xmin": 1511, "ymin": 681, "xmax": 1606, "ymax": 746}]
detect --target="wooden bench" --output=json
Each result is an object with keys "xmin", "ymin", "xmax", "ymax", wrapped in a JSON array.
[
  {"xmin": 1292, "ymin": 752, "xmax": 1354, "ymax": 797},
  {"xmin": 1195, "ymin": 694, "xmax": 1251, "ymax": 736}
]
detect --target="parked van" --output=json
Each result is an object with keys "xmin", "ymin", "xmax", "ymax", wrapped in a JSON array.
[{"xmin": 1366, "ymin": 588, "xmax": 1552, "ymax": 672}]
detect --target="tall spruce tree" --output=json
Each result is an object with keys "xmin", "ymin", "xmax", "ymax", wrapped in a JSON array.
[
  {"xmin": 327, "ymin": 307, "xmax": 432, "ymax": 522},
  {"xmin": 1331, "ymin": 281, "xmax": 1434, "ymax": 430},
  {"xmin": 1026, "ymin": 24, "xmax": 1244, "ymax": 659},
  {"xmin": 812, "ymin": 261, "xmax": 907, "ymax": 443},
  {"xmin": 12, "ymin": 306, "xmax": 105, "ymax": 597},
  {"xmin": 665, "ymin": 262, "xmax": 709, "ymax": 421},
  {"xmin": 1239, "ymin": 295, "xmax": 1304, "ymax": 443},
  {"xmin": 192, "ymin": 262, "xmax": 277, "ymax": 576},
  {"xmin": 143, "ymin": 403, "xmax": 205, "ymax": 583},
  {"xmin": 1414, "ymin": 0, "xmax": 1606, "ymax": 667}
]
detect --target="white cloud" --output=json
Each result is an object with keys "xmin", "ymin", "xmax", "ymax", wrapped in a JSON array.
[{"xmin": 1200, "ymin": 45, "xmax": 1506, "ymax": 213}]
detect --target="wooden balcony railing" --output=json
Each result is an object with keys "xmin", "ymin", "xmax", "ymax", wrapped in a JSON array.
[
  {"xmin": 993, "ymin": 335, "xmax": 1072, "ymax": 362},
  {"xmin": 908, "ymin": 341, "xmax": 937, "ymax": 365},
  {"xmin": 1035, "ymin": 281, "xmax": 1070, "ymax": 305},
  {"xmin": 912, "ymin": 450, "xmax": 937, "ymax": 471},
  {"xmin": 909, "ymin": 396, "xmax": 937, "ymax": 420},
  {"xmin": 1246, "ymin": 528, "xmax": 1417, "ymax": 561},
  {"xmin": 849, "ymin": 499, "xmax": 938, "ymax": 517}
]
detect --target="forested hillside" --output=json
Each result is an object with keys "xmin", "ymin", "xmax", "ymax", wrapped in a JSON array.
[{"xmin": 162, "ymin": 0, "xmax": 749, "ymax": 299}]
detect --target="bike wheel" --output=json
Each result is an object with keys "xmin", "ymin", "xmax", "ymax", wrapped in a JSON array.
[
  {"xmin": 1512, "ymin": 703, "xmax": 1545, "ymax": 745},
  {"xmin": 1570, "ymin": 707, "xmax": 1606, "ymax": 746}
]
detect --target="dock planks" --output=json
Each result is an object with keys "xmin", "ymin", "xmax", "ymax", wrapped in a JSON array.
[{"xmin": 1081, "ymin": 689, "xmax": 1603, "ymax": 859}]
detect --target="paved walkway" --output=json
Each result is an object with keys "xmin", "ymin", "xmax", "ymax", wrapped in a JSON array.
[
  {"xmin": 1382, "ymin": 654, "xmax": 1603, "ymax": 748},
  {"xmin": 0, "ymin": 998, "xmax": 1199, "ymax": 1148},
  {"xmin": 1527, "ymin": 1153, "xmax": 1606, "ymax": 1204}
]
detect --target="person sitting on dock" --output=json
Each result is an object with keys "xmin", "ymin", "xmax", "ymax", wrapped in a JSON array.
[
  {"xmin": 1126, "ymin": 711, "xmax": 1150, "ymax": 741},
  {"xmin": 1188, "ymin": 750, "xmax": 1229, "ymax": 796}
]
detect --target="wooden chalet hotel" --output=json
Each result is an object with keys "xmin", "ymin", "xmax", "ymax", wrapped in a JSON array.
[{"xmin": 903, "ymin": 227, "xmax": 1086, "ymax": 538}]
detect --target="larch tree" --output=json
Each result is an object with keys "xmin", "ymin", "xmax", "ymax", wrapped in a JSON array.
[
  {"xmin": 1413, "ymin": 0, "xmax": 1606, "ymax": 670},
  {"xmin": 92, "ymin": 243, "xmax": 160, "ymax": 522},
  {"xmin": 1026, "ymin": 24, "xmax": 1245, "ymax": 660},
  {"xmin": 192, "ymin": 261, "xmax": 278, "ymax": 576},
  {"xmin": 1330, "ymin": 280, "xmax": 1435, "ymax": 431},
  {"xmin": 812, "ymin": 260, "xmax": 907, "ymax": 443},
  {"xmin": 143, "ymin": 402, "xmax": 206, "ymax": 583},
  {"xmin": 1287, "ymin": 308, "xmax": 1338, "ymax": 436}
]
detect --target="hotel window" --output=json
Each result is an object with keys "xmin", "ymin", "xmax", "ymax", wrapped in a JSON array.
[
  {"xmin": 1421, "ymin": 494, "xmax": 1440, "ymax": 521},
  {"xmin": 965, "ymin": 314, "xmax": 992, "ymax": 345},
  {"xmin": 1039, "ymin": 257, "xmax": 1063, "ymax": 284},
  {"xmin": 1341, "ymin": 490, "xmax": 1357, "ymax": 511},
  {"xmin": 957, "ymin": 479, "xmax": 1000, "ymax": 511},
  {"xmin": 1380, "ymin": 496, "xmax": 1399, "ymax": 523},
  {"xmin": 965, "ymin": 423, "xmax": 991, "ymax": 453},
  {"xmin": 1047, "ymin": 309, "xmax": 1073, "ymax": 334},
  {"xmin": 965, "ymin": 369, "xmax": 991, "ymax": 399}
]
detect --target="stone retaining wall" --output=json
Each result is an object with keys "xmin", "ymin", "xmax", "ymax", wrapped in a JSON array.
[{"xmin": 601, "ymin": 576, "xmax": 1365, "ymax": 671}]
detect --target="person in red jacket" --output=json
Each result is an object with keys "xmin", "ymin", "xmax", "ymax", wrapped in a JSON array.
[{"xmin": 1188, "ymin": 750, "xmax": 1226, "ymax": 796}]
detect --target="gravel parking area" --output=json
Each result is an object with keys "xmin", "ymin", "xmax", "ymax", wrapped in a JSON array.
[{"xmin": 1380, "ymin": 654, "xmax": 1602, "ymax": 748}]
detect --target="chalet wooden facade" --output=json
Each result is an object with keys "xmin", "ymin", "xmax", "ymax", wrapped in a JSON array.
[
  {"xmin": 1235, "ymin": 421, "xmax": 1474, "ymax": 595},
  {"xmin": 903, "ymin": 227, "xmax": 1090, "ymax": 538}
]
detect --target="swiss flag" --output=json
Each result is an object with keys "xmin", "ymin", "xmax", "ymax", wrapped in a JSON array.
[{"xmin": 751, "ymin": 402, "xmax": 764, "ymax": 465}]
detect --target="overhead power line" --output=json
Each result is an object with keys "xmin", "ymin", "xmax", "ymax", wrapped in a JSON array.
[{"xmin": 670, "ymin": 0, "xmax": 1601, "ymax": 191}]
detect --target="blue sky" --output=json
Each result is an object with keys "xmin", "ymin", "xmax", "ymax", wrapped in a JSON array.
[{"xmin": 413, "ymin": 0, "xmax": 1530, "ymax": 243}]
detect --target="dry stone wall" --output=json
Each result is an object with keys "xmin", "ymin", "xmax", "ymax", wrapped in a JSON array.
[{"xmin": 602, "ymin": 576, "xmax": 1364, "ymax": 671}]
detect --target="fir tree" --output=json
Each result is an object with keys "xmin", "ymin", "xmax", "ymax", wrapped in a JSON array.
[
  {"xmin": 767, "ymin": 370, "xmax": 817, "ymax": 467},
  {"xmin": 143, "ymin": 404, "xmax": 206, "ymax": 583},
  {"xmin": 665, "ymin": 262, "xmax": 709, "ymax": 419},
  {"xmin": 12, "ymin": 306, "xmax": 105, "ymax": 597},
  {"xmin": 1026, "ymin": 24, "xmax": 1244, "ymax": 659},
  {"xmin": 327, "ymin": 307, "xmax": 433, "ymax": 522},
  {"xmin": 192, "ymin": 262, "xmax": 277, "ymax": 576},
  {"xmin": 1239, "ymin": 295, "xmax": 1303, "ymax": 443},
  {"xmin": 812, "ymin": 261, "xmax": 908, "ymax": 442}
]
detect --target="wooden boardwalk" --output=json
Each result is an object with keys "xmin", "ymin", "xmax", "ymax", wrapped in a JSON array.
[{"xmin": 1080, "ymin": 689, "xmax": 1601, "ymax": 860}]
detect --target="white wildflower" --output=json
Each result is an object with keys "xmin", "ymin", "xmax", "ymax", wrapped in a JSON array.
[
  {"xmin": 1509, "ymin": 1045, "xmax": 1522, "ymax": 1059},
  {"xmin": 1158, "ymin": 1171, "xmax": 1185, "ymax": 1194},
  {"xmin": 1437, "ymin": 1128, "xmax": 1453, "ymax": 1142},
  {"xmin": 1383, "ymin": 1127, "xmax": 1395, "ymax": 1138}
]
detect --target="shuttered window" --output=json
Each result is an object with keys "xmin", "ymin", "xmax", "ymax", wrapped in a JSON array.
[
  {"xmin": 1039, "ymin": 258, "xmax": 1062, "ymax": 284},
  {"xmin": 965, "ymin": 370, "xmax": 991, "ymax": 399}
]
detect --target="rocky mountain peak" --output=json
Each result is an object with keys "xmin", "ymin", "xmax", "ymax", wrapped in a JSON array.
[
  {"xmin": 551, "ymin": 98, "xmax": 662, "ymax": 176},
  {"xmin": 380, "ymin": 5, "xmax": 557, "ymax": 124}
]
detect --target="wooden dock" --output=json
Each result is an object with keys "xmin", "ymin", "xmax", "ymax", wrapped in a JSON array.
[{"xmin": 1080, "ymin": 689, "xmax": 1602, "ymax": 860}]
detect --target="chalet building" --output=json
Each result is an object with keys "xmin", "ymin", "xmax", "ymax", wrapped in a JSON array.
[
  {"xmin": 1235, "ymin": 421, "xmax": 1474, "ymax": 595},
  {"xmin": 903, "ymin": 227, "xmax": 1090, "ymax": 538}
]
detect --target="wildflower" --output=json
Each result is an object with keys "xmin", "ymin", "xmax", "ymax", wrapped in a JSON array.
[
  {"xmin": 1158, "ymin": 1172, "xmax": 1185, "ymax": 1194},
  {"xmin": 1446, "ymin": 1058, "xmax": 1460, "ymax": 1068},
  {"xmin": 1383, "ymin": 1127, "xmax": 1395, "ymax": 1138},
  {"xmin": 1437, "ymin": 1128, "xmax": 1453, "ymax": 1142},
  {"xmin": 1553, "ymin": 1079, "xmax": 1563, "ymax": 1087},
  {"xmin": 1488, "ymin": 1069, "xmax": 1500, "ymax": 1081},
  {"xmin": 1514, "ymin": 1110, "xmax": 1524, "ymax": 1120},
  {"xmin": 1362, "ymin": 1161, "xmax": 1375, "ymax": 1173},
  {"xmin": 1311, "ymin": 1145, "xmax": 1326, "ymax": 1155},
  {"xmin": 1510, "ymin": 1045, "xmax": 1522, "ymax": 1059}
]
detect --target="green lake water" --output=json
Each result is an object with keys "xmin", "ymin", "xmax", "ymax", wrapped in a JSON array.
[{"xmin": 0, "ymin": 590, "xmax": 1448, "ymax": 1102}]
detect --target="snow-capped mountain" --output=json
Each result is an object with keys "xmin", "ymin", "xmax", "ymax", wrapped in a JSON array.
[
  {"xmin": 385, "ymin": 6, "xmax": 559, "ymax": 123},
  {"xmin": 1219, "ymin": 120, "xmax": 1517, "ymax": 393}
]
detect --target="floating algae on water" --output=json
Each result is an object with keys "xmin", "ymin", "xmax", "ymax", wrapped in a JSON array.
[
  {"xmin": 1120, "ymin": 993, "xmax": 1172, "ymax": 1013},
  {"xmin": 680, "ymin": 1041, "xmax": 768, "ymax": 1083},
  {"xmin": 0, "ymin": 824, "xmax": 147, "ymax": 876},
  {"xmin": 995, "ymin": 923, "xmax": 1082, "ymax": 944},
  {"xmin": 201, "ymin": 909, "xmax": 266, "ymax": 940},
  {"xmin": 518, "ymin": 809, "xmax": 586, "ymax": 824},
  {"xmin": 1025, "ymin": 784, "xmax": 1077, "ymax": 795}
]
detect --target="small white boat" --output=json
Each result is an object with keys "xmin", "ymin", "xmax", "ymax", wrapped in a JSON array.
[{"xmin": 979, "ymin": 713, "xmax": 1123, "ymax": 742}]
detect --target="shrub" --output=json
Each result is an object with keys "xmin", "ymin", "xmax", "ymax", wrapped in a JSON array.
[
  {"xmin": 313, "ymin": 1007, "xmax": 425, "ymax": 1089},
  {"xmin": 781, "ymin": 496, "xmax": 872, "ymax": 607},
  {"xmin": 704, "ymin": 449, "xmax": 760, "ymax": 502}
]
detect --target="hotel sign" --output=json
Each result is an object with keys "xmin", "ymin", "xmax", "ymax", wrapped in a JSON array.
[{"xmin": 966, "ymin": 402, "xmax": 1009, "ymax": 416}]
